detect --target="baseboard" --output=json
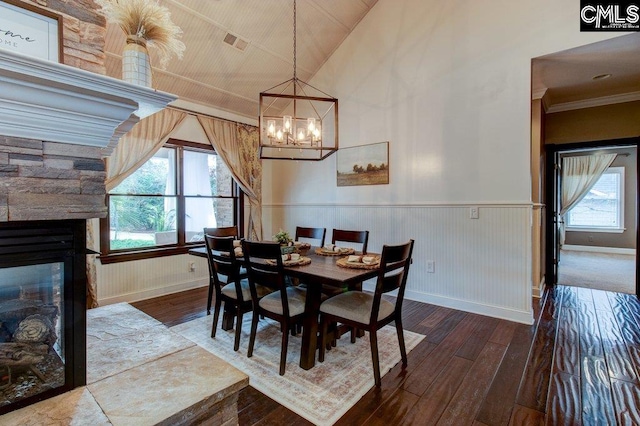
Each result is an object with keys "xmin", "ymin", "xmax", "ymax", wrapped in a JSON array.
[
  {"xmin": 402, "ymin": 289, "xmax": 534, "ymax": 325},
  {"xmin": 98, "ymin": 278, "xmax": 208, "ymax": 306},
  {"xmin": 363, "ymin": 281, "xmax": 534, "ymax": 324},
  {"xmin": 533, "ymin": 276, "xmax": 546, "ymax": 299},
  {"xmin": 562, "ymin": 244, "xmax": 636, "ymax": 255}
]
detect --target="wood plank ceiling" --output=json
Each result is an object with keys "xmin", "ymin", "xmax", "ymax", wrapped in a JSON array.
[{"xmin": 103, "ymin": 0, "xmax": 379, "ymax": 119}]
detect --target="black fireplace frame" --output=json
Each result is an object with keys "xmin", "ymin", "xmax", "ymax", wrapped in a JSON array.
[{"xmin": 0, "ymin": 219, "xmax": 87, "ymax": 415}]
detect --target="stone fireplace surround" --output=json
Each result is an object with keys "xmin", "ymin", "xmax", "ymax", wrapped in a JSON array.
[{"xmin": 0, "ymin": 49, "xmax": 176, "ymax": 220}]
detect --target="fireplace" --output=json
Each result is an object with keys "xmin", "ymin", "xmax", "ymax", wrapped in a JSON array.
[
  {"xmin": 0, "ymin": 47, "xmax": 176, "ymax": 414},
  {"xmin": 0, "ymin": 220, "xmax": 86, "ymax": 414}
]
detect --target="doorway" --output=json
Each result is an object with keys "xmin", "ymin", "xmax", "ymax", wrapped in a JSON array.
[{"xmin": 545, "ymin": 139, "xmax": 639, "ymax": 296}]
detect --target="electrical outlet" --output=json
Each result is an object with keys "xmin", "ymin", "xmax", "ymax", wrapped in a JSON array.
[
  {"xmin": 426, "ymin": 260, "xmax": 435, "ymax": 273},
  {"xmin": 588, "ymin": 235, "xmax": 594, "ymax": 242},
  {"xmin": 470, "ymin": 206, "xmax": 479, "ymax": 219}
]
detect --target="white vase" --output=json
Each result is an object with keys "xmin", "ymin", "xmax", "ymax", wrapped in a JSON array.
[{"xmin": 122, "ymin": 36, "xmax": 152, "ymax": 87}]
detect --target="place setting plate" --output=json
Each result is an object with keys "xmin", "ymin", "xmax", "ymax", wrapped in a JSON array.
[
  {"xmin": 266, "ymin": 256, "xmax": 311, "ymax": 267},
  {"xmin": 336, "ymin": 255, "xmax": 381, "ymax": 269},
  {"xmin": 315, "ymin": 246, "xmax": 356, "ymax": 256}
]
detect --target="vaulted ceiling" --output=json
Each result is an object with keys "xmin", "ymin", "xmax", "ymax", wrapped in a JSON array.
[
  {"xmin": 101, "ymin": 1, "xmax": 640, "ymax": 120},
  {"xmin": 103, "ymin": 0, "xmax": 378, "ymax": 120}
]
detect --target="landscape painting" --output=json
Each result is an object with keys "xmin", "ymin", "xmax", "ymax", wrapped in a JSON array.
[{"xmin": 337, "ymin": 141, "xmax": 389, "ymax": 187}]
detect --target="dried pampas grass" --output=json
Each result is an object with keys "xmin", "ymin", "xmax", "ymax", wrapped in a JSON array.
[{"xmin": 96, "ymin": 0, "xmax": 185, "ymax": 69}]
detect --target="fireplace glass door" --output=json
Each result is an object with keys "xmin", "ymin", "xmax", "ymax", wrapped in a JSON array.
[
  {"xmin": 0, "ymin": 261, "xmax": 68, "ymax": 410},
  {"xmin": 0, "ymin": 220, "xmax": 86, "ymax": 415}
]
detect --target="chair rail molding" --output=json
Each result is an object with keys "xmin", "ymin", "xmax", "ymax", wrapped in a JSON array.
[{"xmin": 0, "ymin": 49, "xmax": 177, "ymax": 155}]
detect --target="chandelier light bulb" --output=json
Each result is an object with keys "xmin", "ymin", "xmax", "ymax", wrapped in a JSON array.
[
  {"xmin": 267, "ymin": 120, "xmax": 276, "ymax": 137},
  {"xmin": 307, "ymin": 118, "xmax": 316, "ymax": 134},
  {"xmin": 283, "ymin": 115, "xmax": 292, "ymax": 132}
]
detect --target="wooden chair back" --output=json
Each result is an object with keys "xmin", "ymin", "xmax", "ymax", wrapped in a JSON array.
[
  {"xmin": 204, "ymin": 234, "xmax": 243, "ymax": 300},
  {"xmin": 369, "ymin": 239, "xmax": 414, "ymax": 324},
  {"xmin": 204, "ymin": 226, "xmax": 239, "ymax": 238},
  {"xmin": 241, "ymin": 240, "xmax": 291, "ymax": 317},
  {"xmin": 295, "ymin": 226, "xmax": 326, "ymax": 247},
  {"xmin": 331, "ymin": 229, "xmax": 369, "ymax": 254}
]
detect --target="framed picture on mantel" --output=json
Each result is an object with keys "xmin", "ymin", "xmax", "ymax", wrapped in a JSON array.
[
  {"xmin": 337, "ymin": 141, "xmax": 390, "ymax": 187},
  {"xmin": 0, "ymin": 0, "xmax": 63, "ymax": 62}
]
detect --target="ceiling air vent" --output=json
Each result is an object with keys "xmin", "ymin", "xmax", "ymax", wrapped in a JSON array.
[
  {"xmin": 223, "ymin": 32, "xmax": 248, "ymax": 52},
  {"xmin": 223, "ymin": 33, "xmax": 237, "ymax": 46}
]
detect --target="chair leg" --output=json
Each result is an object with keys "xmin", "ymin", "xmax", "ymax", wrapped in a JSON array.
[
  {"xmin": 233, "ymin": 310, "xmax": 244, "ymax": 352},
  {"xmin": 370, "ymin": 331, "xmax": 381, "ymax": 387},
  {"xmin": 206, "ymin": 280, "xmax": 214, "ymax": 315},
  {"xmin": 396, "ymin": 318, "xmax": 407, "ymax": 366},
  {"xmin": 280, "ymin": 323, "xmax": 290, "ymax": 375},
  {"xmin": 247, "ymin": 311, "xmax": 259, "ymax": 358},
  {"xmin": 211, "ymin": 297, "xmax": 222, "ymax": 338},
  {"xmin": 319, "ymin": 315, "xmax": 327, "ymax": 363}
]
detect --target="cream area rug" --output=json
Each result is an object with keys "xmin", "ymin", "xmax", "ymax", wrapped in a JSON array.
[{"xmin": 170, "ymin": 315, "xmax": 425, "ymax": 426}]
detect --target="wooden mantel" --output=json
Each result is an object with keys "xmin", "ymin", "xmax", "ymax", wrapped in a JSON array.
[{"xmin": 0, "ymin": 49, "xmax": 177, "ymax": 156}]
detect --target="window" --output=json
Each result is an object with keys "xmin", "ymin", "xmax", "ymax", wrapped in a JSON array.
[
  {"xmin": 567, "ymin": 166, "xmax": 624, "ymax": 232},
  {"xmin": 100, "ymin": 141, "xmax": 241, "ymax": 262}
]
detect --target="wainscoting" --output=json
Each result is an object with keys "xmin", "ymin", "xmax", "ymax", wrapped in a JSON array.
[
  {"xmin": 96, "ymin": 254, "xmax": 209, "ymax": 305},
  {"xmin": 264, "ymin": 203, "xmax": 534, "ymax": 324}
]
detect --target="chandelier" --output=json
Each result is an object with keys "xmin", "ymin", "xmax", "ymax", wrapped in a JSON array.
[{"xmin": 258, "ymin": 0, "xmax": 339, "ymax": 160}]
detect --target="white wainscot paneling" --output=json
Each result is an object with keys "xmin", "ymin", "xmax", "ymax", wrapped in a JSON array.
[
  {"xmin": 96, "ymin": 254, "xmax": 209, "ymax": 305},
  {"xmin": 264, "ymin": 203, "xmax": 533, "ymax": 324}
]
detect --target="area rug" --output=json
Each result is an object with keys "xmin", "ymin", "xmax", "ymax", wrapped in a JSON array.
[{"xmin": 170, "ymin": 315, "xmax": 425, "ymax": 426}]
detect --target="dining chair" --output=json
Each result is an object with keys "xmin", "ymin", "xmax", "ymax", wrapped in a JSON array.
[
  {"xmin": 318, "ymin": 239, "xmax": 415, "ymax": 387},
  {"xmin": 295, "ymin": 226, "xmax": 326, "ymax": 247},
  {"xmin": 332, "ymin": 229, "xmax": 369, "ymax": 254},
  {"xmin": 203, "ymin": 226, "xmax": 246, "ymax": 315},
  {"xmin": 242, "ymin": 240, "xmax": 308, "ymax": 375},
  {"xmin": 204, "ymin": 226, "xmax": 239, "ymax": 238},
  {"xmin": 205, "ymin": 235, "xmax": 271, "ymax": 351},
  {"xmin": 327, "ymin": 228, "xmax": 370, "ymax": 296},
  {"xmin": 292, "ymin": 226, "xmax": 326, "ymax": 292}
]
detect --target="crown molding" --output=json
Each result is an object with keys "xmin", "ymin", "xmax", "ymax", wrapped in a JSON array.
[{"xmin": 546, "ymin": 90, "xmax": 640, "ymax": 114}]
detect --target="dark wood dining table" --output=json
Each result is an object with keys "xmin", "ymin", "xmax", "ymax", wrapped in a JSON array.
[{"xmin": 188, "ymin": 246, "xmax": 380, "ymax": 370}]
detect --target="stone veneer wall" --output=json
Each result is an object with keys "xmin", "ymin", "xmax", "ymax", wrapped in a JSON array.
[
  {"xmin": 0, "ymin": 2, "xmax": 108, "ymax": 221},
  {"xmin": 0, "ymin": 137, "xmax": 107, "ymax": 221},
  {"xmin": 20, "ymin": 0, "xmax": 107, "ymax": 73}
]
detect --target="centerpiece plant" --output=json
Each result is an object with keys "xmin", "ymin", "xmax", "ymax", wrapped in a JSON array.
[{"xmin": 273, "ymin": 229, "xmax": 292, "ymax": 246}]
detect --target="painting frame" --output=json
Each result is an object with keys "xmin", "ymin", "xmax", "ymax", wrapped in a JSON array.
[
  {"xmin": 0, "ymin": 0, "xmax": 63, "ymax": 63},
  {"xmin": 337, "ymin": 141, "xmax": 389, "ymax": 187}
]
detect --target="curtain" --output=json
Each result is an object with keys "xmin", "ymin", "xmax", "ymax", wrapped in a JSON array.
[
  {"xmin": 197, "ymin": 116, "xmax": 263, "ymax": 240},
  {"xmin": 559, "ymin": 153, "xmax": 617, "ymax": 245},
  {"xmin": 91, "ymin": 108, "xmax": 186, "ymax": 307},
  {"xmin": 105, "ymin": 108, "xmax": 187, "ymax": 191}
]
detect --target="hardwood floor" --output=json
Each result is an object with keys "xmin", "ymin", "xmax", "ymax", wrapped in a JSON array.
[{"xmin": 131, "ymin": 285, "xmax": 640, "ymax": 425}]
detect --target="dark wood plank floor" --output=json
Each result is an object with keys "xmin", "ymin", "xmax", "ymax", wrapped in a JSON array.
[{"xmin": 131, "ymin": 284, "xmax": 640, "ymax": 425}]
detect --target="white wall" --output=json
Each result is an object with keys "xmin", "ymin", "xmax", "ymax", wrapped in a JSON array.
[{"xmin": 263, "ymin": 0, "xmax": 622, "ymax": 324}]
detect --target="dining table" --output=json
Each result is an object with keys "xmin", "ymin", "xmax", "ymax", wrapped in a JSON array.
[{"xmin": 188, "ymin": 245, "xmax": 380, "ymax": 370}]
